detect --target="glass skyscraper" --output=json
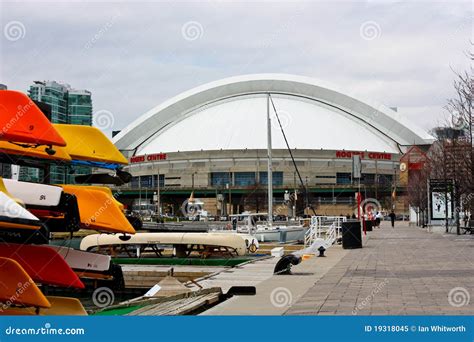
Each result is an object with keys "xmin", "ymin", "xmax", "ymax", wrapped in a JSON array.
[
  {"xmin": 20, "ymin": 81, "xmax": 93, "ymax": 184},
  {"xmin": 68, "ymin": 90, "xmax": 93, "ymax": 126}
]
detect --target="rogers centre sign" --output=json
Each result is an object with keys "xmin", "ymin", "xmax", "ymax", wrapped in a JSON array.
[
  {"xmin": 336, "ymin": 150, "xmax": 392, "ymax": 160},
  {"xmin": 130, "ymin": 153, "xmax": 167, "ymax": 163}
]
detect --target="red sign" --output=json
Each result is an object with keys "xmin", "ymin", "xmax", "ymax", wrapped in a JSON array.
[
  {"xmin": 336, "ymin": 150, "xmax": 392, "ymax": 160},
  {"xmin": 130, "ymin": 153, "xmax": 167, "ymax": 163}
]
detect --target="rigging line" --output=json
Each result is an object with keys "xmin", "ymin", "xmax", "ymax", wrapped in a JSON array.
[{"xmin": 268, "ymin": 94, "xmax": 316, "ymax": 216}]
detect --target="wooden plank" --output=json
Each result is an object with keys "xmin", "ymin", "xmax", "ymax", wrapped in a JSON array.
[{"xmin": 128, "ymin": 293, "xmax": 219, "ymax": 316}]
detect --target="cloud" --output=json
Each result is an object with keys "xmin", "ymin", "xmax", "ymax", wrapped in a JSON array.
[{"xmin": 1, "ymin": 1, "xmax": 471, "ymax": 136}]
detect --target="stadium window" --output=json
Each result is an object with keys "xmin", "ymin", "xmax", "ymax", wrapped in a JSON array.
[
  {"xmin": 210, "ymin": 172, "xmax": 231, "ymax": 186},
  {"xmin": 234, "ymin": 172, "xmax": 256, "ymax": 186},
  {"xmin": 140, "ymin": 175, "xmax": 153, "ymax": 188},
  {"xmin": 259, "ymin": 171, "xmax": 283, "ymax": 185},
  {"xmin": 361, "ymin": 173, "xmax": 375, "ymax": 185},
  {"xmin": 336, "ymin": 172, "xmax": 352, "ymax": 185},
  {"xmin": 152, "ymin": 174, "xmax": 165, "ymax": 187}
]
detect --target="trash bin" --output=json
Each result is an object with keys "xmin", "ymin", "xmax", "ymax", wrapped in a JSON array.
[
  {"xmin": 341, "ymin": 220, "xmax": 362, "ymax": 249},
  {"xmin": 279, "ymin": 230, "xmax": 287, "ymax": 243},
  {"xmin": 365, "ymin": 220, "xmax": 373, "ymax": 232}
]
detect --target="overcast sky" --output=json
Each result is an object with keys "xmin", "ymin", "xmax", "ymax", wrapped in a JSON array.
[{"xmin": 1, "ymin": 1, "xmax": 472, "ymax": 136}]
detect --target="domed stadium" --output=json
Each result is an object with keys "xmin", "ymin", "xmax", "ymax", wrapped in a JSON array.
[{"xmin": 113, "ymin": 74, "xmax": 432, "ymax": 217}]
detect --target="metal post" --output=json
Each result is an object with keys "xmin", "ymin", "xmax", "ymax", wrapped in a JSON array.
[
  {"xmin": 139, "ymin": 175, "xmax": 142, "ymax": 211},
  {"xmin": 267, "ymin": 93, "xmax": 273, "ymax": 227},
  {"xmin": 156, "ymin": 169, "xmax": 160, "ymax": 217},
  {"xmin": 427, "ymin": 178, "xmax": 431, "ymax": 228}
]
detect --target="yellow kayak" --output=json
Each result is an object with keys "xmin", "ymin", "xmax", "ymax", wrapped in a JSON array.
[
  {"xmin": 61, "ymin": 185, "xmax": 135, "ymax": 234},
  {"xmin": 53, "ymin": 124, "xmax": 128, "ymax": 165},
  {"xmin": 0, "ymin": 296, "xmax": 87, "ymax": 316}
]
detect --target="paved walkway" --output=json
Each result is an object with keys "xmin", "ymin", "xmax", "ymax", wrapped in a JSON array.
[
  {"xmin": 202, "ymin": 242, "xmax": 348, "ymax": 315},
  {"xmin": 286, "ymin": 222, "xmax": 474, "ymax": 315}
]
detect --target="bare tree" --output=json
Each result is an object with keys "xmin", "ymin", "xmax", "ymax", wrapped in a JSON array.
[
  {"xmin": 406, "ymin": 165, "xmax": 430, "ymax": 227},
  {"xmin": 429, "ymin": 50, "xmax": 473, "ymax": 233}
]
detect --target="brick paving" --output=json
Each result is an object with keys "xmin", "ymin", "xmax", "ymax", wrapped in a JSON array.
[{"xmin": 285, "ymin": 222, "xmax": 474, "ymax": 315}]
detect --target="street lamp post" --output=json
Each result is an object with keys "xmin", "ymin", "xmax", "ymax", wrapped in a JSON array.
[
  {"xmin": 226, "ymin": 182, "xmax": 232, "ymax": 215},
  {"xmin": 156, "ymin": 169, "xmax": 160, "ymax": 218}
]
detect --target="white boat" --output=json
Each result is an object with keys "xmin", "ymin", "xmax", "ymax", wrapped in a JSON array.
[
  {"xmin": 216, "ymin": 213, "xmax": 307, "ymax": 243},
  {"xmin": 80, "ymin": 232, "xmax": 257, "ymax": 257},
  {"xmin": 3, "ymin": 179, "xmax": 63, "ymax": 207}
]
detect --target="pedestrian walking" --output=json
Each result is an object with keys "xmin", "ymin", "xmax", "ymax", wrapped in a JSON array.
[{"xmin": 389, "ymin": 210, "xmax": 396, "ymax": 228}]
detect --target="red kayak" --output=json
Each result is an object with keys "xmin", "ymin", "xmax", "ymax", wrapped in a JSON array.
[
  {"xmin": 0, "ymin": 243, "xmax": 84, "ymax": 289},
  {"xmin": 0, "ymin": 90, "xmax": 66, "ymax": 146}
]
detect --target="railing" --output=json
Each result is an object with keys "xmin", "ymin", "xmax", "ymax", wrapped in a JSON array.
[
  {"xmin": 324, "ymin": 222, "xmax": 338, "ymax": 247},
  {"xmin": 305, "ymin": 216, "xmax": 346, "ymax": 247}
]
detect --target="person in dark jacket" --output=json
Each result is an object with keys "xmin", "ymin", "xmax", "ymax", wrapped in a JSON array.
[{"xmin": 389, "ymin": 210, "xmax": 396, "ymax": 228}]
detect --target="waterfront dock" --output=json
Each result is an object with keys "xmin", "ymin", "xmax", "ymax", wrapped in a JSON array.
[{"xmin": 202, "ymin": 222, "xmax": 474, "ymax": 315}]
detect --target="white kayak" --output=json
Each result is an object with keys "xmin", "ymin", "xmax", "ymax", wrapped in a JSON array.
[
  {"xmin": 80, "ymin": 232, "xmax": 251, "ymax": 256},
  {"xmin": 47, "ymin": 245, "xmax": 111, "ymax": 272},
  {"xmin": 3, "ymin": 179, "xmax": 62, "ymax": 207},
  {"xmin": 0, "ymin": 191, "xmax": 41, "ymax": 229}
]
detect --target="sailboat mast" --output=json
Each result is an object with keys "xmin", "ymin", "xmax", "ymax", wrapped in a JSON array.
[{"xmin": 267, "ymin": 93, "xmax": 273, "ymax": 227}]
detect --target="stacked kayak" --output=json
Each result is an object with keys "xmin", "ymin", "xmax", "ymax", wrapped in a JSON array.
[
  {"xmin": 0, "ymin": 90, "xmax": 134, "ymax": 315},
  {"xmin": 0, "ymin": 179, "xmax": 41, "ymax": 231},
  {"xmin": 0, "ymin": 91, "xmax": 66, "ymax": 147}
]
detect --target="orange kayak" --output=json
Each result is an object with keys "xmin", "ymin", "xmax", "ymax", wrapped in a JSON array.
[
  {"xmin": 0, "ymin": 91, "xmax": 66, "ymax": 147},
  {"xmin": 60, "ymin": 185, "xmax": 135, "ymax": 234},
  {"xmin": 0, "ymin": 257, "xmax": 50, "ymax": 308},
  {"xmin": 78, "ymin": 186, "xmax": 125, "ymax": 211}
]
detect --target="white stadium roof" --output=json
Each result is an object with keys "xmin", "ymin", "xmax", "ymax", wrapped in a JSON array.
[{"xmin": 113, "ymin": 74, "xmax": 432, "ymax": 155}]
